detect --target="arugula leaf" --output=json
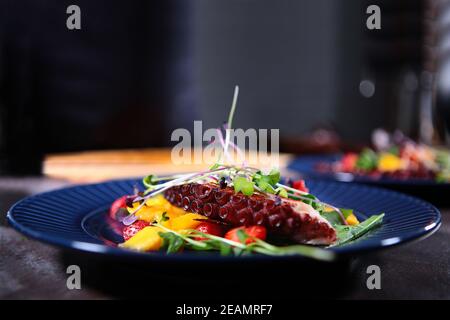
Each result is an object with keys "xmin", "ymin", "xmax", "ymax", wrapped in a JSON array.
[
  {"xmin": 322, "ymin": 210, "xmax": 344, "ymax": 226},
  {"xmin": 254, "ymin": 169, "xmax": 280, "ymax": 184},
  {"xmin": 159, "ymin": 232, "xmax": 185, "ymax": 253},
  {"xmin": 332, "ymin": 214, "xmax": 384, "ymax": 246},
  {"xmin": 219, "ymin": 242, "xmax": 232, "ymax": 256},
  {"xmin": 340, "ymin": 208, "xmax": 354, "ymax": 219},
  {"xmin": 253, "ymin": 169, "xmax": 281, "ymax": 194},
  {"xmin": 266, "ymin": 169, "xmax": 281, "ymax": 185},
  {"xmin": 256, "ymin": 179, "xmax": 276, "ymax": 194}
]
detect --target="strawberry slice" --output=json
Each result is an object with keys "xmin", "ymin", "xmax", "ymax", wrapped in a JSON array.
[
  {"xmin": 122, "ymin": 220, "xmax": 149, "ymax": 241},
  {"xmin": 194, "ymin": 222, "xmax": 224, "ymax": 240},
  {"xmin": 292, "ymin": 179, "xmax": 309, "ymax": 193},
  {"xmin": 109, "ymin": 196, "xmax": 128, "ymax": 220},
  {"xmin": 224, "ymin": 226, "xmax": 267, "ymax": 244}
]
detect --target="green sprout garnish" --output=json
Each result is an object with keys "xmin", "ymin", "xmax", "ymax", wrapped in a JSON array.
[{"xmin": 233, "ymin": 176, "xmax": 255, "ymax": 196}]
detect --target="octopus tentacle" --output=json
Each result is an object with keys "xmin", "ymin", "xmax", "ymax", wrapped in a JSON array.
[{"xmin": 164, "ymin": 183, "xmax": 336, "ymax": 245}]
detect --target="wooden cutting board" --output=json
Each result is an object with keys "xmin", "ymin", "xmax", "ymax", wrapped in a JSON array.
[{"xmin": 43, "ymin": 148, "xmax": 293, "ymax": 183}]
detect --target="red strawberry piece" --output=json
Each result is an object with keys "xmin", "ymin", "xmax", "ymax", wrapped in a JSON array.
[
  {"xmin": 122, "ymin": 220, "xmax": 149, "ymax": 241},
  {"xmin": 110, "ymin": 196, "xmax": 128, "ymax": 220},
  {"xmin": 194, "ymin": 222, "xmax": 224, "ymax": 241},
  {"xmin": 224, "ymin": 225, "xmax": 267, "ymax": 244},
  {"xmin": 292, "ymin": 179, "xmax": 309, "ymax": 193}
]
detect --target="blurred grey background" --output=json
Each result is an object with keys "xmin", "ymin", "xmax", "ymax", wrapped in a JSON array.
[
  {"xmin": 193, "ymin": 0, "xmax": 341, "ymax": 136},
  {"xmin": 192, "ymin": 0, "xmax": 431, "ymax": 143},
  {"xmin": 1, "ymin": 0, "xmax": 447, "ymax": 173}
]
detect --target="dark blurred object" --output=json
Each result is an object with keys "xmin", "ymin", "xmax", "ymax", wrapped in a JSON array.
[
  {"xmin": 60, "ymin": 250, "xmax": 354, "ymax": 300},
  {"xmin": 359, "ymin": 0, "xmax": 449, "ymax": 145},
  {"xmin": 0, "ymin": 0, "xmax": 194, "ymax": 175},
  {"xmin": 362, "ymin": 0, "xmax": 429, "ymax": 140},
  {"xmin": 333, "ymin": 0, "xmax": 427, "ymax": 143},
  {"xmin": 280, "ymin": 127, "xmax": 344, "ymax": 154},
  {"xmin": 434, "ymin": 0, "xmax": 450, "ymax": 144}
]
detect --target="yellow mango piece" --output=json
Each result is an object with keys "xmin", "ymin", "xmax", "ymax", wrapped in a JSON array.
[
  {"xmin": 135, "ymin": 206, "xmax": 166, "ymax": 223},
  {"xmin": 170, "ymin": 213, "xmax": 207, "ymax": 231},
  {"xmin": 346, "ymin": 213, "xmax": 359, "ymax": 226},
  {"xmin": 145, "ymin": 194, "xmax": 166, "ymax": 206},
  {"xmin": 146, "ymin": 195, "xmax": 172, "ymax": 211},
  {"xmin": 119, "ymin": 226, "xmax": 163, "ymax": 251},
  {"xmin": 323, "ymin": 206, "xmax": 335, "ymax": 213},
  {"xmin": 168, "ymin": 205, "xmax": 188, "ymax": 218},
  {"xmin": 126, "ymin": 202, "xmax": 140, "ymax": 214},
  {"xmin": 378, "ymin": 153, "xmax": 403, "ymax": 172},
  {"xmin": 125, "ymin": 194, "xmax": 188, "ymax": 225},
  {"xmin": 150, "ymin": 210, "xmax": 174, "ymax": 228}
]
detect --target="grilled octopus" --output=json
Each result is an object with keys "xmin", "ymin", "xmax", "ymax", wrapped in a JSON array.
[{"xmin": 164, "ymin": 182, "xmax": 337, "ymax": 245}]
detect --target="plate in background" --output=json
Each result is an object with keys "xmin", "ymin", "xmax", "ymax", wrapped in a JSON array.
[{"xmin": 288, "ymin": 155, "xmax": 450, "ymax": 205}]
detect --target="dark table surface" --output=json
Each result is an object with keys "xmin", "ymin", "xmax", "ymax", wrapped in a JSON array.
[{"xmin": 1, "ymin": 177, "xmax": 449, "ymax": 300}]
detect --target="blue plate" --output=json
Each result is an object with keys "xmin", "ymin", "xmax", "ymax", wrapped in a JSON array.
[{"xmin": 7, "ymin": 178, "xmax": 441, "ymax": 261}]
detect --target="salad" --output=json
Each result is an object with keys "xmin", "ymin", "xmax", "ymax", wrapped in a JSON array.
[
  {"xmin": 318, "ymin": 130, "xmax": 450, "ymax": 183},
  {"xmin": 109, "ymin": 87, "xmax": 384, "ymax": 261}
]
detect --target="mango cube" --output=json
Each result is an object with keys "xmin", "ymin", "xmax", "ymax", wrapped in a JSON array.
[
  {"xmin": 170, "ymin": 213, "xmax": 207, "ymax": 231},
  {"xmin": 119, "ymin": 226, "xmax": 163, "ymax": 251},
  {"xmin": 346, "ymin": 213, "xmax": 360, "ymax": 226}
]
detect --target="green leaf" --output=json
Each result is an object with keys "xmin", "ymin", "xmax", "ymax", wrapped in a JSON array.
[
  {"xmin": 219, "ymin": 243, "xmax": 232, "ymax": 256},
  {"xmin": 267, "ymin": 169, "xmax": 281, "ymax": 185},
  {"xmin": 340, "ymin": 208, "xmax": 353, "ymax": 219},
  {"xmin": 322, "ymin": 211, "xmax": 344, "ymax": 226},
  {"xmin": 333, "ymin": 214, "xmax": 384, "ymax": 246},
  {"xmin": 159, "ymin": 232, "xmax": 185, "ymax": 253},
  {"xmin": 322, "ymin": 208, "xmax": 353, "ymax": 226},
  {"xmin": 233, "ymin": 176, "xmax": 254, "ymax": 196},
  {"xmin": 256, "ymin": 180, "xmax": 276, "ymax": 194},
  {"xmin": 253, "ymin": 169, "xmax": 280, "ymax": 191}
]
